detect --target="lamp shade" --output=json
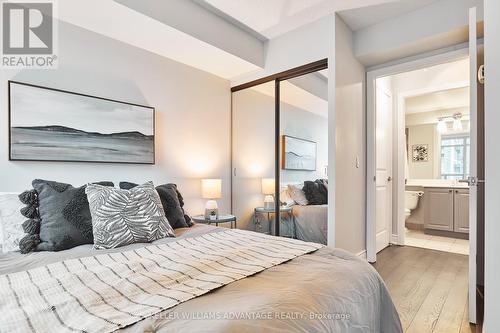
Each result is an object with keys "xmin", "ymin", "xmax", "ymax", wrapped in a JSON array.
[
  {"xmin": 261, "ymin": 178, "xmax": 275, "ymax": 195},
  {"xmin": 201, "ymin": 179, "xmax": 221, "ymax": 199}
]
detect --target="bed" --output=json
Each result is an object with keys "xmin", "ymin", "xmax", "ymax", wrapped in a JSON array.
[
  {"xmin": 291, "ymin": 204, "xmax": 328, "ymax": 245},
  {"xmin": 0, "ymin": 224, "xmax": 401, "ymax": 333}
]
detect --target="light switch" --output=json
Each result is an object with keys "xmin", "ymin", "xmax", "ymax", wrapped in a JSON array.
[{"xmin": 356, "ymin": 156, "xmax": 360, "ymax": 168}]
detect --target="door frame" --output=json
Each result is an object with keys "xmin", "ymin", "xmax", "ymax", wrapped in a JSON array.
[{"xmin": 366, "ymin": 47, "xmax": 470, "ymax": 263}]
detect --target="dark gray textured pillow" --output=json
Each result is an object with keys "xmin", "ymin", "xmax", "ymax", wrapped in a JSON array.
[
  {"xmin": 119, "ymin": 182, "xmax": 192, "ymax": 228},
  {"xmin": 302, "ymin": 180, "xmax": 328, "ymax": 205},
  {"xmin": 86, "ymin": 182, "xmax": 175, "ymax": 249},
  {"xmin": 32, "ymin": 179, "xmax": 113, "ymax": 252}
]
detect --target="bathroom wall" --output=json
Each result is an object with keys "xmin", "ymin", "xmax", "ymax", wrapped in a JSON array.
[{"xmin": 407, "ymin": 123, "xmax": 438, "ymax": 179}]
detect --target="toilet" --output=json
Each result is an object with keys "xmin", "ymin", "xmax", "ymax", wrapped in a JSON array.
[{"xmin": 405, "ymin": 191, "xmax": 423, "ymax": 220}]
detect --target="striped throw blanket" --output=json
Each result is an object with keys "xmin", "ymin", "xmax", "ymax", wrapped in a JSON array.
[{"xmin": 0, "ymin": 229, "xmax": 323, "ymax": 333}]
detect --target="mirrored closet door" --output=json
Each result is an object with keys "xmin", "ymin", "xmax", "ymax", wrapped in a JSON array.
[
  {"xmin": 231, "ymin": 60, "xmax": 328, "ymax": 240},
  {"xmin": 232, "ymin": 81, "xmax": 277, "ymax": 235},
  {"xmin": 279, "ymin": 70, "xmax": 328, "ymax": 244}
]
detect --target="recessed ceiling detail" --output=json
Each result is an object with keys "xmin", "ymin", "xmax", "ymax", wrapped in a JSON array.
[{"xmin": 203, "ymin": 0, "xmax": 397, "ymax": 38}]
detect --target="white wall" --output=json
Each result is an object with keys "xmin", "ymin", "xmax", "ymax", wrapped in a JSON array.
[
  {"xmin": 405, "ymin": 108, "xmax": 470, "ymax": 126},
  {"xmin": 484, "ymin": 0, "xmax": 500, "ymax": 330},
  {"xmin": 355, "ymin": 0, "xmax": 484, "ymax": 66},
  {"xmin": 391, "ymin": 58, "xmax": 470, "ymax": 95},
  {"xmin": 0, "ymin": 21, "xmax": 231, "ymax": 216},
  {"xmin": 334, "ymin": 16, "xmax": 366, "ymax": 255}
]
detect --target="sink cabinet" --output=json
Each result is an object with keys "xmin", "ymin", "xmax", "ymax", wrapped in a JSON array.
[
  {"xmin": 453, "ymin": 189, "xmax": 470, "ymax": 233},
  {"xmin": 423, "ymin": 188, "xmax": 469, "ymax": 234}
]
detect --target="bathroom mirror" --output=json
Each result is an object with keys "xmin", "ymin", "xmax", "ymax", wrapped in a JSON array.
[{"xmin": 405, "ymin": 86, "xmax": 470, "ymax": 181}]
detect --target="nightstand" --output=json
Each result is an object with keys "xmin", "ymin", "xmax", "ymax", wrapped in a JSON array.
[
  {"xmin": 253, "ymin": 206, "xmax": 295, "ymax": 237},
  {"xmin": 192, "ymin": 214, "xmax": 237, "ymax": 229}
]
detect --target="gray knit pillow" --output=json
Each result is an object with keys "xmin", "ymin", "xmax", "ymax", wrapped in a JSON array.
[
  {"xmin": 86, "ymin": 182, "xmax": 175, "ymax": 249},
  {"xmin": 29, "ymin": 180, "xmax": 114, "ymax": 252}
]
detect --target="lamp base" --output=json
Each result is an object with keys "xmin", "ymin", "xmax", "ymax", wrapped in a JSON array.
[
  {"xmin": 264, "ymin": 195, "xmax": 274, "ymax": 210},
  {"xmin": 204, "ymin": 200, "xmax": 219, "ymax": 220}
]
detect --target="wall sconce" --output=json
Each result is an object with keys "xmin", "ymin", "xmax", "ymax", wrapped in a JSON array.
[
  {"xmin": 437, "ymin": 119, "xmax": 447, "ymax": 133},
  {"xmin": 437, "ymin": 113, "xmax": 465, "ymax": 134},
  {"xmin": 452, "ymin": 113, "xmax": 463, "ymax": 131}
]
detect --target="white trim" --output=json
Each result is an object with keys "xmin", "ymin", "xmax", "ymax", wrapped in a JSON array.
[
  {"xmin": 391, "ymin": 234, "xmax": 399, "ymax": 245},
  {"xmin": 327, "ymin": 15, "xmax": 336, "ymax": 247},
  {"xmin": 356, "ymin": 250, "xmax": 367, "ymax": 259},
  {"xmin": 366, "ymin": 46, "xmax": 470, "ymax": 263},
  {"xmin": 467, "ymin": 7, "xmax": 477, "ymax": 324}
]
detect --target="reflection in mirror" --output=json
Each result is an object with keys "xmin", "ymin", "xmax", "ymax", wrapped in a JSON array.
[
  {"xmin": 279, "ymin": 69, "xmax": 328, "ymax": 244},
  {"xmin": 231, "ymin": 81, "xmax": 276, "ymax": 235},
  {"xmin": 405, "ymin": 86, "xmax": 470, "ymax": 181}
]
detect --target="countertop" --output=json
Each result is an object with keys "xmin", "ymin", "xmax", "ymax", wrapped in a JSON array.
[{"xmin": 406, "ymin": 179, "xmax": 469, "ymax": 189}]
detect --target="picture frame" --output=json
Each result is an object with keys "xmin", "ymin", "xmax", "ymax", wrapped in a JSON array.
[
  {"xmin": 8, "ymin": 81, "xmax": 155, "ymax": 164},
  {"xmin": 412, "ymin": 144, "xmax": 429, "ymax": 162},
  {"xmin": 281, "ymin": 135, "xmax": 317, "ymax": 171}
]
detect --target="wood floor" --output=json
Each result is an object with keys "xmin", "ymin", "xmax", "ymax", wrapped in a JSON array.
[{"xmin": 373, "ymin": 245, "xmax": 475, "ymax": 333}]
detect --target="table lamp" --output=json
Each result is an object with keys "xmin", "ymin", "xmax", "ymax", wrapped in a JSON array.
[
  {"xmin": 261, "ymin": 178, "xmax": 275, "ymax": 210},
  {"xmin": 202, "ymin": 179, "xmax": 221, "ymax": 219}
]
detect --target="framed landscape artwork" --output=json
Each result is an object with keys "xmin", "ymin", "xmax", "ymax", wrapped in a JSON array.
[
  {"xmin": 8, "ymin": 81, "xmax": 155, "ymax": 164},
  {"xmin": 281, "ymin": 135, "xmax": 316, "ymax": 171}
]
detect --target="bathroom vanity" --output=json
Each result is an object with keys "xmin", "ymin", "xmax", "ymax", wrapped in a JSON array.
[
  {"xmin": 405, "ymin": 181, "xmax": 470, "ymax": 238},
  {"xmin": 423, "ymin": 187, "xmax": 469, "ymax": 234}
]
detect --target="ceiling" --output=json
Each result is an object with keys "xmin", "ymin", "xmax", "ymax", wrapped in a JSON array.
[
  {"xmin": 55, "ymin": 0, "xmax": 449, "ymax": 80},
  {"xmin": 405, "ymin": 87, "xmax": 469, "ymax": 114},
  {"xmin": 337, "ymin": 0, "xmax": 439, "ymax": 31},
  {"xmin": 57, "ymin": 0, "xmax": 260, "ymax": 79},
  {"xmin": 202, "ymin": 0, "xmax": 439, "ymax": 37}
]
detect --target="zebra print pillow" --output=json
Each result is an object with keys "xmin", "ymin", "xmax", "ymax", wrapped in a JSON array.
[{"xmin": 86, "ymin": 182, "xmax": 175, "ymax": 249}]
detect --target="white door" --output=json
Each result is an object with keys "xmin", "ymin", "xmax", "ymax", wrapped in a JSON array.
[
  {"xmin": 467, "ymin": 7, "xmax": 482, "ymax": 324},
  {"xmin": 375, "ymin": 84, "xmax": 393, "ymax": 253}
]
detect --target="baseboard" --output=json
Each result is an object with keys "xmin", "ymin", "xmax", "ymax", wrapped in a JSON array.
[
  {"xmin": 424, "ymin": 229, "xmax": 469, "ymax": 240},
  {"xmin": 391, "ymin": 234, "xmax": 399, "ymax": 245},
  {"xmin": 405, "ymin": 222, "xmax": 424, "ymax": 230},
  {"xmin": 356, "ymin": 250, "xmax": 367, "ymax": 259}
]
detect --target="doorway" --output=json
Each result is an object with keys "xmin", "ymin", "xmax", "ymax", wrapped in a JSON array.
[
  {"xmin": 366, "ymin": 18, "xmax": 484, "ymax": 326},
  {"xmin": 380, "ymin": 58, "xmax": 471, "ymax": 255}
]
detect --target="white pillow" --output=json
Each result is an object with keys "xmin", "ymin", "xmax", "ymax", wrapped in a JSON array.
[
  {"xmin": 280, "ymin": 187, "xmax": 296, "ymax": 207},
  {"xmin": 0, "ymin": 193, "xmax": 26, "ymax": 253},
  {"xmin": 287, "ymin": 184, "xmax": 308, "ymax": 206}
]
